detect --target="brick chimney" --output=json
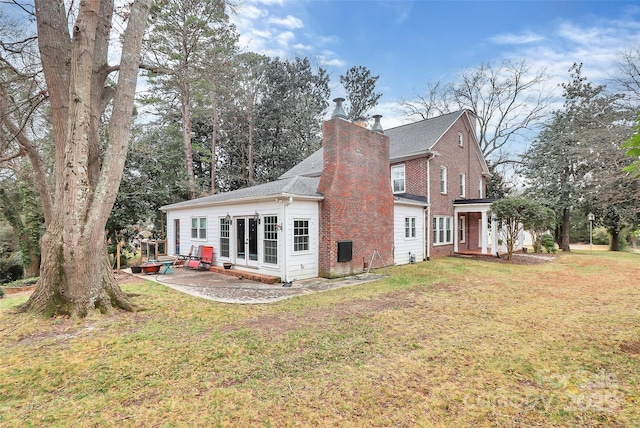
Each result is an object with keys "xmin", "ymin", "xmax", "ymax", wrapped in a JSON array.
[{"xmin": 318, "ymin": 111, "xmax": 394, "ymax": 278}]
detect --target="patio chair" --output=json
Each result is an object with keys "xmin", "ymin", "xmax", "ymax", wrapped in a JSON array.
[
  {"xmin": 174, "ymin": 245, "xmax": 194, "ymax": 267},
  {"xmin": 185, "ymin": 245, "xmax": 203, "ymax": 269},
  {"xmin": 198, "ymin": 246, "xmax": 214, "ymax": 270}
]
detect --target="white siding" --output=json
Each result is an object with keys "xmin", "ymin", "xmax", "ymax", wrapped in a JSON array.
[
  {"xmin": 394, "ymin": 204, "xmax": 425, "ymax": 265},
  {"xmin": 164, "ymin": 199, "xmax": 320, "ymax": 281},
  {"xmin": 283, "ymin": 200, "xmax": 320, "ymax": 280}
]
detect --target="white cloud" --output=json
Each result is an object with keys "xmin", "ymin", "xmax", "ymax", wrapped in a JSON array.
[
  {"xmin": 235, "ymin": 5, "xmax": 265, "ymax": 21},
  {"xmin": 316, "ymin": 50, "xmax": 345, "ymax": 68},
  {"xmin": 268, "ymin": 15, "xmax": 304, "ymax": 29},
  {"xmin": 276, "ymin": 31, "xmax": 296, "ymax": 48},
  {"xmin": 488, "ymin": 16, "xmax": 640, "ymax": 101},
  {"xmin": 490, "ymin": 31, "xmax": 545, "ymax": 45},
  {"xmin": 292, "ymin": 43, "xmax": 312, "ymax": 51},
  {"xmin": 316, "ymin": 35, "xmax": 340, "ymax": 46},
  {"xmin": 251, "ymin": 0, "xmax": 285, "ymax": 5}
]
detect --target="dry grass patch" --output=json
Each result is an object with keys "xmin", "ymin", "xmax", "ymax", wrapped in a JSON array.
[{"xmin": 1, "ymin": 252, "xmax": 639, "ymax": 426}]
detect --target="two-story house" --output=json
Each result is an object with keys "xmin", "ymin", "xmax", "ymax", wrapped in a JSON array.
[{"xmin": 161, "ymin": 99, "xmax": 496, "ymax": 282}]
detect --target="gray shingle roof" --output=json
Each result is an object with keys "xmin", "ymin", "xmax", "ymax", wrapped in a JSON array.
[
  {"xmin": 279, "ymin": 110, "xmax": 467, "ymax": 179},
  {"xmin": 279, "ymin": 148, "xmax": 323, "ymax": 179},
  {"xmin": 161, "ymin": 176, "xmax": 322, "ymax": 211},
  {"xmin": 386, "ymin": 110, "xmax": 465, "ymax": 159}
]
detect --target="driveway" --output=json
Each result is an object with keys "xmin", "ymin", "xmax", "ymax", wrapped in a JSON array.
[{"xmin": 126, "ymin": 267, "xmax": 386, "ymax": 304}]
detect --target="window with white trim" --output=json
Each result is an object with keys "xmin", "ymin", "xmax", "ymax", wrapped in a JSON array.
[
  {"xmin": 191, "ymin": 216, "xmax": 207, "ymax": 240},
  {"xmin": 219, "ymin": 217, "xmax": 230, "ymax": 257},
  {"xmin": 263, "ymin": 215, "xmax": 278, "ymax": 264},
  {"xmin": 433, "ymin": 215, "xmax": 453, "ymax": 245},
  {"xmin": 460, "ymin": 173, "xmax": 466, "ymax": 197},
  {"xmin": 459, "ymin": 215, "xmax": 466, "ymax": 243},
  {"xmin": 391, "ymin": 164, "xmax": 405, "ymax": 193},
  {"xmin": 458, "ymin": 132, "xmax": 464, "ymax": 147},
  {"xmin": 440, "ymin": 166, "xmax": 447, "ymax": 194},
  {"xmin": 478, "ymin": 179, "xmax": 484, "ymax": 198},
  {"xmin": 293, "ymin": 219, "xmax": 309, "ymax": 252},
  {"xmin": 405, "ymin": 217, "xmax": 416, "ymax": 239}
]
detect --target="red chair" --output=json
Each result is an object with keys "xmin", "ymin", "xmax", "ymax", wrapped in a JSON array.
[
  {"xmin": 200, "ymin": 246, "xmax": 214, "ymax": 269},
  {"xmin": 186, "ymin": 245, "xmax": 203, "ymax": 269}
]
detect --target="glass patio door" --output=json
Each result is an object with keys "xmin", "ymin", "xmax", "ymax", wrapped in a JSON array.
[
  {"xmin": 235, "ymin": 217, "xmax": 259, "ymax": 267},
  {"xmin": 174, "ymin": 219, "xmax": 180, "ymax": 255}
]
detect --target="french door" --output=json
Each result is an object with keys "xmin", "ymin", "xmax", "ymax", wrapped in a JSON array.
[
  {"xmin": 174, "ymin": 219, "xmax": 180, "ymax": 255},
  {"xmin": 235, "ymin": 217, "xmax": 259, "ymax": 267}
]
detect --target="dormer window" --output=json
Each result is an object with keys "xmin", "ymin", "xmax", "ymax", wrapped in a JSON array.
[
  {"xmin": 458, "ymin": 132, "xmax": 464, "ymax": 147},
  {"xmin": 391, "ymin": 164, "xmax": 405, "ymax": 193}
]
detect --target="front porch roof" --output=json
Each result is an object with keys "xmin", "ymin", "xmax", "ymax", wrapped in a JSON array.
[
  {"xmin": 453, "ymin": 198, "xmax": 496, "ymax": 212},
  {"xmin": 394, "ymin": 193, "xmax": 428, "ymax": 206}
]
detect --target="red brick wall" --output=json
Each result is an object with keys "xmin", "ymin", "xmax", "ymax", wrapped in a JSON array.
[
  {"xmin": 428, "ymin": 112, "xmax": 486, "ymax": 257},
  {"xmin": 458, "ymin": 212, "xmax": 482, "ymax": 252},
  {"xmin": 403, "ymin": 158, "xmax": 427, "ymax": 196},
  {"xmin": 318, "ymin": 118, "xmax": 394, "ymax": 277},
  {"xmin": 384, "ymin": 111, "xmax": 486, "ymax": 256}
]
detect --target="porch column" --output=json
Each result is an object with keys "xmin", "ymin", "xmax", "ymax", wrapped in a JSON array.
[
  {"xmin": 491, "ymin": 216, "xmax": 498, "ymax": 255},
  {"xmin": 481, "ymin": 210, "xmax": 488, "ymax": 254},
  {"xmin": 453, "ymin": 212, "xmax": 459, "ymax": 253}
]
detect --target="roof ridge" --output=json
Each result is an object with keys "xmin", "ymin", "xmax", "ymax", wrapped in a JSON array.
[
  {"xmin": 280, "ymin": 175, "xmax": 299, "ymax": 193},
  {"xmin": 386, "ymin": 109, "xmax": 466, "ymax": 132}
]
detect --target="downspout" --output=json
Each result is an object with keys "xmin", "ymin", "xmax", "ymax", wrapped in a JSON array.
[
  {"xmin": 282, "ymin": 196, "xmax": 293, "ymax": 282},
  {"xmin": 426, "ymin": 155, "xmax": 431, "ymax": 261}
]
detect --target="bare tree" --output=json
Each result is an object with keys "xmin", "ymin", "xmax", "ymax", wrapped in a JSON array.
[
  {"xmin": 613, "ymin": 46, "xmax": 640, "ymax": 105},
  {"xmin": 401, "ymin": 59, "xmax": 552, "ymax": 167},
  {"xmin": 0, "ymin": 1, "xmax": 151, "ymax": 317}
]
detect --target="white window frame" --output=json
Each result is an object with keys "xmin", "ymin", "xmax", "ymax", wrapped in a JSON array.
[
  {"xmin": 263, "ymin": 215, "xmax": 278, "ymax": 265},
  {"xmin": 460, "ymin": 173, "xmax": 466, "ymax": 198},
  {"xmin": 459, "ymin": 215, "xmax": 466, "ymax": 244},
  {"xmin": 391, "ymin": 164, "xmax": 406, "ymax": 194},
  {"xmin": 433, "ymin": 215, "xmax": 453, "ymax": 245},
  {"xmin": 191, "ymin": 216, "xmax": 207, "ymax": 240},
  {"xmin": 293, "ymin": 219, "xmax": 310, "ymax": 252},
  {"xmin": 458, "ymin": 132, "xmax": 464, "ymax": 147},
  {"xmin": 404, "ymin": 217, "xmax": 416, "ymax": 239},
  {"xmin": 219, "ymin": 217, "xmax": 230, "ymax": 258},
  {"xmin": 440, "ymin": 166, "xmax": 447, "ymax": 194},
  {"xmin": 478, "ymin": 179, "xmax": 483, "ymax": 198}
]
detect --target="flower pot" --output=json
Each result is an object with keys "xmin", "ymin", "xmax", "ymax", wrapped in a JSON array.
[
  {"xmin": 131, "ymin": 266, "xmax": 142, "ymax": 274},
  {"xmin": 141, "ymin": 263, "xmax": 162, "ymax": 274},
  {"xmin": 223, "ymin": 262, "xmax": 233, "ymax": 270}
]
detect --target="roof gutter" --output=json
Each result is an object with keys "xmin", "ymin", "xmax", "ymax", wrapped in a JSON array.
[{"xmin": 160, "ymin": 193, "xmax": 324, "ymax": 212}]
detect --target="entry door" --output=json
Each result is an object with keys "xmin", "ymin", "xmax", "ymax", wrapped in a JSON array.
[{"xmin": 235, "ymin": 217, "xmax": 259, "ymax": 267}]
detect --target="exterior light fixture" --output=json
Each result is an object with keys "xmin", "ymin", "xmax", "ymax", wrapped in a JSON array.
[{"xmin": 254, "ymin": 211, "xmax": 260, "ymax": 224}]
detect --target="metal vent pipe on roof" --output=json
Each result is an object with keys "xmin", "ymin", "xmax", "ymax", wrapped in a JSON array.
[
  {"xmin": 371, "ymin": 114, "xmax": 384, "ymax": 134},
  {"xmin": 331, "ymin": 97, "xmax": 348, "ymax": 119}
]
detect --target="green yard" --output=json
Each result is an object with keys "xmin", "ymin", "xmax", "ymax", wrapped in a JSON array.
[{"xmin": 1, "ymin": 252, "xmax": 639, "ymax": 427}]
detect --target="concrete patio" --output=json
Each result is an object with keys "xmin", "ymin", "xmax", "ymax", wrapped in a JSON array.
[{"xmin": 125, "ymin": 265, "xmax": 386, "ymax": 304}]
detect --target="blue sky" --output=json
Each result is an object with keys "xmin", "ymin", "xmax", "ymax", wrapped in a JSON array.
[{"xmin": 232, "ymin": 0, "xmax": 640, "ymax": 127}]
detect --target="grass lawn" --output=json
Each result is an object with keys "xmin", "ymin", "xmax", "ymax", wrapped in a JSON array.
[{"xmin": 1, "ymin": 251, "xmax": 639, "ymax": 427}]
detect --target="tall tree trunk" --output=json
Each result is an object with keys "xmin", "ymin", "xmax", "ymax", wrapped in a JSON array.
[
  {"xmin": 561, "ymin": 207, "xmax": 571, "ymax": 251},
  {"xmin": 248, "ymin": 109, "xmax": 254, "ymax": 185},
  {"xmin": 211, "ymin": 102, "xmax": 218, "ymax": 194},
  {"xmin": 19, "ymin": 0, "xmax": 151, "ymax": 317},
  {"xmin": 182, "ymin": 85, "xmax": 197, "ymax": 199},
  {"xmin": 610, "ymin": 230, "xmax": 620, "ymax": 251}
]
